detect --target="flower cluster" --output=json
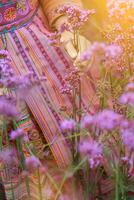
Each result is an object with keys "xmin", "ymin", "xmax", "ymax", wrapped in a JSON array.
[
  {"xmin": 79, "ymin": 139, "xmax": 103, "ymax": 168},
  {"xmin": 107, "ymin": 0, "xmax": 134, "ymax": 21},
  {"xmin": 60, "ymin": 119, "xmax": 76, "ymax": 132},
  {"xmin": 81, "ymin": 109, "xmax": 123, "ymax": 131},
  {"xmin": 0, "ymin": 95, "xmax": 18, "ymax": 118},
  {"xmin": 60, "ymin": 67, "xmax": 80, "ymax": 95},
  {"xmin": 25, "ymin": 155, "xmax": 41, "ymax": 172},
  {"xmin": 80, "ymin": 42, "xmax": 122, "ymax": 62},
  {"xmin": 0, "ymin": 50, "xmax": 45, "ymax": 93},
  {"xmin": 121, "ymin": 127, "xmax": 134, "ymax": 151},
  {"xmin": 0, "ymin": 148, "xmax": 18, "ymax": 167},
  {"xmin": 10, "ymin": 128, "xmax": 27, "ymax": 141},
  {"xmin": 57, "ymin": 5, "xmax": 95, "ymax": 30},
  {"xmin": 119, "ymin": 82, "xmax": 134, "ymax": 106}
]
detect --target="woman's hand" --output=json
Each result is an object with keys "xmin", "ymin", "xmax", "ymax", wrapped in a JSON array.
[{"xmin": 60, "ymin": 31, "xmax": 90, "ymax": 60}]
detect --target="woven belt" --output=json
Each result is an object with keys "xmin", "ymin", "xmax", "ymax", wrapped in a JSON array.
[{"xmin": 0, "ymin": 0, "xmax": 39, "ymax": 33}]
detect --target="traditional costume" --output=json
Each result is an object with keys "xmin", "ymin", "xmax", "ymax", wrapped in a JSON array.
[{"xmin": 0, "ymin": 0, "xmax": 92, "ymax": 199}]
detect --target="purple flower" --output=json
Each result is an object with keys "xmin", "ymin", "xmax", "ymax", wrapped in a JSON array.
[
  {"xmin": 125, "ymin": 82, "xmax": 134, "ymax": 91},
  {"xmin": 57, "ymin": 5, "xmax": 95, "ymax": 30},
  {"xmin": 0, "ymin": 96, "xmax": 18, "ymax": 117},
  {"xmin": 25, "ymin": 156, "xmax": 41, "ymax": 172},
  {"xmin": 120, "ymin": 119, "xmax": 134, "ymax": 130},
  {"xmin": 79, "ymin": 139, "xmax": 103, "ymax": 168},
  {"xmin": 81, "ymin": 115, "xmax": 93, "ymax": 129},
  {"xmin": 80, "ymin": 42, "xmax": 122, "ymax": 64},
  {"xmin": 119, "ymin": 92, "xmax": 134, "ymax": 106},
  {"xmin": 0, "ymin": 148, "xmax": 18, "ymax": 167},
  {"xmin": 105, "ymin": 44, "xmax": 122, "ymax": 59},
  {"xmin": 10, "ymin": 128, "xmax": 26, "ymax": 140},
  {"xmin": 93, "ymin": 109, "xmax": 123, "ymax": 131},
  {"xmin": 60, "ymin": 119, "xmax": 76, "ymax": 132},
  {"xmin": 60, "ymin": 23, "xmax": 70, "ymax": 33},
  {"xmin": 80, "ymin": 42, "xmax": 106, "ymax": 63},
  {"xmin": 121, "ymin": 129, "xmax": 134, "ymax": 151}
]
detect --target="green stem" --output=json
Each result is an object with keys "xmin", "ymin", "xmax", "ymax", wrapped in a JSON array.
[
  {"xmin": 55, "ymin": 157, "xmax": 87, "ymax": 200},
  {"xmin": 115, "ymin": 167, "xmax": 119, "ymax": 200},
  {"xmin": 37, "ymin": 168, "xmax": 43, "ymax": 200}
]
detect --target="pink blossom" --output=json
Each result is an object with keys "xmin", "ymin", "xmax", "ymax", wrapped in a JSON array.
[
  {"xmin": 119, "ymin": 92, "xmax": 134, "ymax": 106},
  {"xmin": 121, "ymin": 129, "xmax": 134, "ymax": 150},
  {"xmin": 93, "ymin": 109, "xmax": 123, "ymax": 131},
  {"xmin": 79, "ymin": 139, "xmax": 103, "ymax": 168},
  {"xmin": 108, "ymin": 0, "xmax": 134, "ymax": 20},
  {"xmin": 25, "ymin": 156, "xmax": 41, "ymax": 172},
  {"xmin": 105, "ymin": 44, "xmax": 122, "ymax": 59},
  {"xmin": 0, "ymin": 95, "xmax": 18, "ymax": 117},
  {"xmin": 0, "ymin": 148, "xmax": 18, "ymax": 167},
  {"xmin": 57, "ymin": 5, "xmax": 95, "ymax": 30},
  {"xmin": 80, "ymin": 42, "xmax": 122, "ymax": 62},
  {"xmin": 125, "ymin": 82, "xmax": 134, "ymax": 91},
  {"xmin": 10, "ymin": 128, "xmax": 26, "ymax": 140},
  {"xmin": 120, "ymin": 119, "xmax": 134, "ymax": 130},
  {"xmin": 60, "ymin": 23, "xmax": 70, "ymax": 33},
  {"xmin": 60, "ymin": 119, "xmax": 76, "ymax": 132},
  {"xmin": 81, "ymin": 115, "xmax": 93, "ymax": 129}
]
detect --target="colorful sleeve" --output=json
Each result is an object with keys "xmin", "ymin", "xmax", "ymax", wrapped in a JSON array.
[{"xmin": 40, "ymin": 0, "xmax": 83, "ymax": 27}]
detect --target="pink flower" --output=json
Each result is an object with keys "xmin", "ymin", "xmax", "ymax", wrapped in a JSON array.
[
  {"xmin": 10, "ymin": 128, "xmax": 26, "ymax": 140},
  {"xmin": 126, "ymin": 82, "xmax": 134, "ymax": 91},
  {"xmin": 105, "ymin": 44, "xmax": 122, "ymax": 59},
  {"xmin": 60, "ymin": 119, "xmax": 76, "ymax": 132},
  {"xmin": 120, "ymin": 119, "xmax": 134, "ymax": 130},
  {"xmin": 60, "ymin": 23, "xmax": 70, "ymax": 33},
  {"xmin": 25, "ymin": 156, "xmax": 41, "ymax": 172},
  {"xmin": 93, "ymin": 109, "xmax": 123, "ymax": 131},
  {"xmin": 80, "ymin": 42, "xmax": 107, "ymax": 62},
  {"xmin": 0, "ymin": 148, "xmax": 18, "ymax": 167},
  {"xmin": 79, "ymin": 139, "xmax": 103, "ymax": 168},
  {"xmin": 0, "ymin": 95, "xmax": 18, "ymax": 117},
  {"xmin": 119, "ymin": 92, "xmax": 134, "ymax": 106},
  {"xmin": 121, "ymin": 129, "xmax": 134, "ymax": 150},
  {"xmin": 57, "ymin": 5, "xmax": 95, "ymax": 30},
  {"xmin": 80, "ymin": 42, "xmax": 122, "ymax": 62},
  {"xmin": 81, "ymin": 115, "xmax": 93, "ymax": 129}
]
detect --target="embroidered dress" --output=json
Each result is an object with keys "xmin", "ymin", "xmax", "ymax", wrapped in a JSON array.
[{"xmin": 0, "ymin": 0, "xmax": 92, "ymax": 199}]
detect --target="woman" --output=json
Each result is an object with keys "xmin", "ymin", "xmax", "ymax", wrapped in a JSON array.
[{"xmin": 0, "ymin": 0, "xmax": 92, "ymax": 199}]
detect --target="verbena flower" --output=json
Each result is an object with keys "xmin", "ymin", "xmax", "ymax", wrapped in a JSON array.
[
  {"xmin": 108, "ymin": 0, "xmax": 134, "ymax": 20},
  {"xmin": 0, "ymin": 50, "xmax": 45, "ymax": 96},
  {"xmin": 0, "ymin": 95, "xmax": 18, "ymax": 117},
  {"xmin": 125, "ymin": 82, "xmax": 134, "ymax": 92},
  {"xmin": 93, "ymin": 109, "xmax": 123, "ymax": 131},
  {"xmin": 79, "ymin": 139, "xmax": 103, "ymax": 168},
  {"xmin": 119, "ymin": 92, "xmax": 134, "ymax": 106},
  {"xmin": 121, "ymin": 129, "xmax": 134, "ymax": 151},
  {"xmin": 10, "ymin": 128, "xmax": 26, "ymax": 140},
  {"xmin": 60, "ymin": 119, "xmax": 76, "ymax": 132},
  {"xmin": 81, "ymin": 115, "xmax": 93, "ymax": 129},
  {"xmin": 25, "ymin": 156, "xmax": 41, "ymax": 172},
  {"xmin": 0, "ymin": 148, "xmax": 18, "ymax": 167},
  {"xmin": 105, "ymin": 44, "xmax": 122, "ymax": 59},
  {"xmin": 57, "ymin": 5, "xmax": 95, "ymax": 30},
  {"xmin": 80, "ymin": 42, "xmax": 122, "ymax": 62}
]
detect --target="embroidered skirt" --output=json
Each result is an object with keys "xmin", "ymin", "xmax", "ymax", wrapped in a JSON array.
[{"xmin": 0, "ymin": 5, "xmax": 92, "ymax": 200}]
